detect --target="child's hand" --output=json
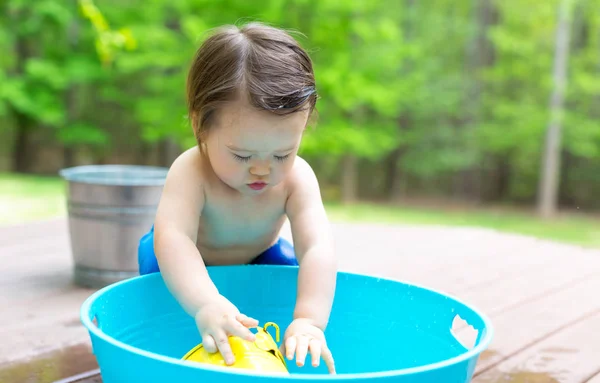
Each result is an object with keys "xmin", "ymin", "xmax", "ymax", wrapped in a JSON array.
[
  {"xmin": 194, "ymin": 294, "xmax": 258, "ymax": 365},
  {"xmin": 281, "ymin": 318, "xmax": 336, "ymax": 374}
]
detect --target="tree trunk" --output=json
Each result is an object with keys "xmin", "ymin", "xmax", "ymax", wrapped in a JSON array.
[
  {"xmin": 12, "ymin": 111, "xmax": 34, "ymax": 173},
  {"xmin": 388, "ymin": 0, "xmax": 414, "ymax": 202},
  {"xmin": 11, "ymin": 31, "xmax": 34, "ymax": 173},
  {"xmin": 559, "ymin": 149, "xmax": 573, "ymax": 207},
  {"xmin": 158, "ymin": 138, "xmax": 180, "ymax": 167},
  {"xmin": 537, "ymin": 0, "xmax": 573, "ymax": 218},
  {"xmin": 487, "ymin": 155, "xmax": 511, "ymax": 202},
  {"xmin": 63, "ymin": 8, "xmax": 79, "ymax": 169},
  {"xmin": 458, "ymin": 0, "xmax": 497, "ymax": 202},
  {"xmin": 341, "ymin": 155, "xmax": 357, "ymax": 204},
  {"xmin": 388, "ymin": 114, "xmax": 411, "ymax": 202},
  {"xmin": 386, "ymin": 148, "xmax": 404, "ymax": 203}
]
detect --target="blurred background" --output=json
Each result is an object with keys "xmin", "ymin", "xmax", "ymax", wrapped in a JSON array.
[{"xmin": 1, "ymin": 0, "xmax": 599, "ymax": 247}]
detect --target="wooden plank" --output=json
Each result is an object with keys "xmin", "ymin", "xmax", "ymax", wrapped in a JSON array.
[
  {"xmin": 332, "ymin": 224, "xmax": 571, "ymax": 296},
  {"xmin": 0, "ymin": 288, "xmax": 94, "ymax": 365},
  {"xmin": 0, "ymin": 218, "xmax": 68, "ymax": 248},
  {"xmin": 0, "ymin": 236, "xmax": 83, "ymax": 308},
  {"xmin": 0, "ymin": 343, "xmax": 98, "ymax": 383},
  {"xmin": 0, "ymin": 244, "xmax": 71, "ymax": 284},
  {"xmin": 587, "ymin": 372, "xmax": 600, "ymax": 383},
  {"xmin": 3, "ymin": 218, "xmax": 600, "ymax": 382},
  {"xmin": 473, "ymin": 310, "xmax": 600, "ymax": 383},
  {"xmin": 0, "ymin": 220, "xmax": 96, "ymax": 365},
  {"xmin": 458, "ymin": 273, "xmax": 600, "ymax": 373},
  {"xmin": 54, "ymin": 369, "xmax": 102, "ymax": 383},
  {"xmin": 442, "ymin": 234, "xmax": 600, "ymax": 296},
  {"xmin": 455, "ymin": 252, "xmax": 600, "ymax": 315},
  {"xmin": 0, "ymin": 236, "xmax": 69, "ymax": 260},
  {"xmin": 0, "ymin": 287, "xmax": 93, "ymax": 328},
  {"xmin": 420, "ymin": 252, "xmax": 561, "ymax": 296},
  {"xmin": 446, "ymin": 256, "xmax": 600, "ymax": 351}
]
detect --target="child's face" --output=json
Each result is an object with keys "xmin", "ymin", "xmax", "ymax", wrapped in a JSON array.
[{"xmin": 205, "ymin": 98, "xmax": 309, "ymax": 194}]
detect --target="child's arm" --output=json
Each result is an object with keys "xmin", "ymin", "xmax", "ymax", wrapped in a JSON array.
[
  {"xmin": 153, "ymin": 150, "xmax": 216, "ymax": 315},
  {"xmin": 286, "ymin": 158, "xmax": 337, "ymax": 328},
  {"xmin": 153, "ymin": 149, "xmax": 257, "ymax": 365},
  {"xmin": 284, "ymin": 158, "xmax": 337, "ymax": 372}
]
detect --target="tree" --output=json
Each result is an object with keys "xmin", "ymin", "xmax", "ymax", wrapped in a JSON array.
[{"xmin": 537, "ymin": 0, "xmax": 574, "ymax": 218}]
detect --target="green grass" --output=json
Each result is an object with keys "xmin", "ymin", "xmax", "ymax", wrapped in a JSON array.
[
  {"xmin": 1, "ymin": 173, "xmax": 599, "ymax": 248},
  {"xmin": 0, "ymin": 173, "xmax": 66, "ymax": 225},
  {"xmin": 325, "ymin": 202, "xmax": 600, "ymax": 248}
]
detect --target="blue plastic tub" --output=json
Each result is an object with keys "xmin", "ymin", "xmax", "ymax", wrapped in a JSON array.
[{"xmin": 81, "ymin": 265, "xmax": 493, "ymax": 382}]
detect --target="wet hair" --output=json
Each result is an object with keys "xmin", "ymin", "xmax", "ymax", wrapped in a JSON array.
[{"xmin": 186, "ymin": 22, "xmax": 318, "ymax": 147}]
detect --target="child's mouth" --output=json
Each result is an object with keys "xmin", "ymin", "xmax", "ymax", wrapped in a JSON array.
[{"xmin": 248, "ymin": 182, "xmax": 267, "ymax": 190}]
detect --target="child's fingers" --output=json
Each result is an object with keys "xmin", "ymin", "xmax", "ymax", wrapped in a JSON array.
[
  {"xmin": 322, "ymin": 345, "xmax": 336, "ymax": 374},
  {"xmin": 213, "ymin": 329, "xmax": 235, "ymax": 365},
  {"xmin": 225, "ymin": 316, "xmax": 256, "ymax": 341},
  {"xmin": 309, "ymin": 339, "xmax": 321, "ymax": 367},
  {"xmin": 285, "ymin": 336, "xmax": 297, "ymax": 360},
  {"xmin": 201, "ymin": 334, "xmax": 218, "ymax": 354},
  {"xmin": 236, "ymin": 313, "xmax": 259, "ymax": 328},
  {"xmin": 295, "ymin": 335, "xmax": 309, "ymax": 367}
]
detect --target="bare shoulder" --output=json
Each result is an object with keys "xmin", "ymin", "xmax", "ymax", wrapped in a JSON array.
[
  {"xmin": 167, "ymin": 146, "xmax": 205, "ymax": 184},
  {"xmin": 155, "ymin": 146, "xmax": 205, "ymax": 237},
  {"xmin": 287, "ymin": 156, "xmax": 318, "ymax": 187},
  {"xmin": 285, "ymin": 156, "xmax": 323, "ymax": 209}
]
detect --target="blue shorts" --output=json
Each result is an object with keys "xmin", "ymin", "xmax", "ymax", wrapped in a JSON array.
[{"xmin": 137, "ymin": 226, "xmax": 298, "ymax": 275}]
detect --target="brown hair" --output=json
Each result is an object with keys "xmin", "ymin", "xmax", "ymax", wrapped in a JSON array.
[{"xmin": 186, "ymin": 22, "xmax": 318, "ymax": 147}]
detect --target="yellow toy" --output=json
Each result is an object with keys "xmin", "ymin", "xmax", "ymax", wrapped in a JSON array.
[{"xmin": 182, "ymin": 322, "xmax": 288, "ymax": 374}]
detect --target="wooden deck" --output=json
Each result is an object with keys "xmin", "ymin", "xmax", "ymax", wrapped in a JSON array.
[{"xmin": 1, "ymin": 218, "xmax": 600, "ymax": 382}]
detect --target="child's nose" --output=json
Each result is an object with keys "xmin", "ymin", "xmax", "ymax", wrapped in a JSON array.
[{"xmin": 250, "ymin": 162, "xmax": 270, "ymax": 176}]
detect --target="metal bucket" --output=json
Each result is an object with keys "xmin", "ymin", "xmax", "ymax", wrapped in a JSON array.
[{"xmin": 59, "ymin": 165, "xmax": 168, "ymax": 288}]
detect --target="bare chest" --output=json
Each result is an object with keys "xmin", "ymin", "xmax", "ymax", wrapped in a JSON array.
[{"xmin": 198, "ymin": 190, "xmax": 287, "ymax": 248}]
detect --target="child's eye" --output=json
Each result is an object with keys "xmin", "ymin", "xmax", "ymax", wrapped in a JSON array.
[
  {"xmin": 274, "ymin": 154, "xmax": 290, "ymax": 162},
  {"xmin": 233, "ymin": 154, "xmax": 251, "ymax": 162}
]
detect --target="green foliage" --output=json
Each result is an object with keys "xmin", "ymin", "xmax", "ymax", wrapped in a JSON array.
[
  {"xmin": 1, "ymin": 0, "xmax": 599, "ymax": 209},
  {"xmin": 58, "ymin": 122, "xmax": 109, "ymax": 145},
  {"xmin": 78, "ymin": 0, "xmax": 137, "ymax": 66}
]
